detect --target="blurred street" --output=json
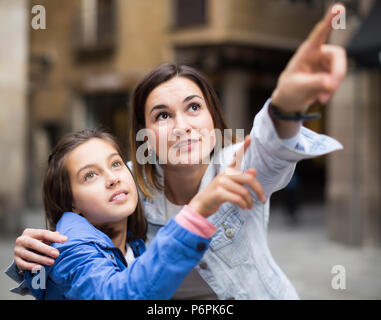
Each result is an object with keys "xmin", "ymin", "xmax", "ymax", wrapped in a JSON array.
[
  {"xmin": 268, "ymin": 204, "xmax": 381, "ymax": 299},
  {"xmin": 1, "ymin": 204, "xmax": 380, "ymax": 300}
]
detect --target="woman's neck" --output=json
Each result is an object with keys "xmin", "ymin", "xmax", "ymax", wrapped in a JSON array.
[{"xmin": 163, "ymin": 164, "xmax": 209, "ymax": 205}]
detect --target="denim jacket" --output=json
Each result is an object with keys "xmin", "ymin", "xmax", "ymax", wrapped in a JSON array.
[
  {"xmin": 23, "ymin": 212, "xmax": 211, "ymax": 300},
  {"xmin": 5, "ymin": 99, "xmax": 342, "ymax": 299}
]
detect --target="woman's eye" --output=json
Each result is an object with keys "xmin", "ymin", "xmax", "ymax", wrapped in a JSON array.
[
  {"xmin": 112, "ymin": 161, "xmax": 122, "ymax": 168},
  {"xmin": 188, "ymin": 103, "xmax": 201, "ymax": 112},
  {"xmin": 84, "ymin": 172, "xmax": 97, "ymax": 181},
  {"xmin": 155, "ymin": 112, "xmax": 170, "ymax": 121}
]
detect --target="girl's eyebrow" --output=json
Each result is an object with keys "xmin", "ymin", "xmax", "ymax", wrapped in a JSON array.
[
  {"xmin": 76, "ymin": 152, "xmax": 120, "ymax": 178},
  {"xmin": 149, "ymin": 95, "xmax": 203, "ymax": 115}
]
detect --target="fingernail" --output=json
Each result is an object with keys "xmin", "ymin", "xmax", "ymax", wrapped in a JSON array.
[{"xmin": 50, "ymin": 249, "xmax": 59, "ymax": 257}]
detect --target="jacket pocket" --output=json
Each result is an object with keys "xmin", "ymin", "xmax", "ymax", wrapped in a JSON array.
[{"xmin": 209, "ymin": 206, "xmax": 248, "ymax": 268}]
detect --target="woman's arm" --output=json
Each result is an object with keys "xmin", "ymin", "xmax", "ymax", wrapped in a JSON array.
[
  {"xmin": 238, "ymin": 6, "xmax": 346, "ymax": 199},
  {"xmin": 4, "ymin": 229, "xmax": 68, "ymax": 297},
  {"xmin": 270, "ymin": 4, "xmax": 346, "ymax": 139},
  {"xmin": 14, "ymin": 228, "xmax": 67, "ymax": 270}
]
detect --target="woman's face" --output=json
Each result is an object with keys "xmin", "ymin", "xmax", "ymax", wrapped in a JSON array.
[
  {"xmin": 65, "ymin": 138, "xmax": 138, "ymax": 225},
  {"xmin": 144, "ymin": 76, "xmax": 215, "ymax": 166}
]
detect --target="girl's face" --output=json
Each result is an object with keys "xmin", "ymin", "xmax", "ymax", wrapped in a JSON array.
[
  {"xmin": 144, "ymin": 76, "xmax": 215, "ymax": 166},
  {"xmin": 66, "ymin": 138, "xmax": 138, "ymax": 225}
]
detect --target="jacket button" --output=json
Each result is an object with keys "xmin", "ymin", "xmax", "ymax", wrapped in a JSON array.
[
  {"xmin": 199, "ymin": 261, "xmax": 208, "ymax": 270},
  {"xmin": 197, "ymin": 242, "xmax": 207, "ymax": 251},
  {"xmin": 109, "ymin": 254, "xmax": 114, "ymax": 260},
  {"xmin": 225, "ymin": 228, "xmax": 235, "ymax": 238}
]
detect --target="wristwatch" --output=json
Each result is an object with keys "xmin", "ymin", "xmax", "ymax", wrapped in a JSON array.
[{"xmin": 269, "ymin": 102, "xmax": 321, "ymax": 122}]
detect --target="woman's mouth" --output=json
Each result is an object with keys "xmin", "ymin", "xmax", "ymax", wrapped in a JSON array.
[{"xmin": 175, "ymin": 139, "xmax": 199, "ymax": 151}]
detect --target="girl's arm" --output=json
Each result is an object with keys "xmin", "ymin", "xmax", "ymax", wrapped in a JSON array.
[{"xmin": 28, "ymin": 216, "xmax": 211, "ymax": 300}]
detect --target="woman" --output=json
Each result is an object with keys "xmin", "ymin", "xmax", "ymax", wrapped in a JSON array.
[{"xmin": 7, "ymin": 6, "xmax": 346, "ymax": 299}]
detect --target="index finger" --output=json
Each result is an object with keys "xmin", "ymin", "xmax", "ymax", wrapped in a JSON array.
[
  {"xmin": 304, "ymin": 3, "xmax": 343, "ymax": 49},
  {"xmin": 24, "ymin": 228, "xmax": 68, "ymax": 243},
  {"xmin": 229, "ymin": 135, "xmax": 251, "ymax": 171}
]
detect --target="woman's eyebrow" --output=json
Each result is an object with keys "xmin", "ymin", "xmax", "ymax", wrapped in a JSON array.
[
  {"xmin": 183, "ymin": 95, "xmax": 202, "ymax": 102},
  {"xmin": 76, "ymin": 152, "xmax": 120, "ymax": 177},
  {"xmin": 149, "ymin": 104, "xmax": 167, "ymax": 115},
  {"xmin": 149, "ymin": 95, "xmax": 202, "ymax": 115}
]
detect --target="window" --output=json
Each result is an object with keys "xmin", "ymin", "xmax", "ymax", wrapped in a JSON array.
[
  {"xmin": 75, "ymin": 0, "xmax": 116, "ymax": 56},
  {"xmin": 84, "ymin": 93, "xmax": 130, "ymax": 158},
  {"xmin": 174, "ymin": 0, "xmax": 207, "ymax": 28}
]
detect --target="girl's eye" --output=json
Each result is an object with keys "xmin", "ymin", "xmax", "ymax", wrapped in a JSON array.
[
  {"xmin": 112, "ymin": 161, "xmax": 122, "ymax": 168},
  {"xmin": 155, "ymin": 112, "xmax": 170, "ymax": 121},
  {"xmin": 84, "ymin": 172, "xmax": 97, "ymax": 181},
  {"xmin": 188, "ymin": 103, "xmax": 201, "ymax": 112}
]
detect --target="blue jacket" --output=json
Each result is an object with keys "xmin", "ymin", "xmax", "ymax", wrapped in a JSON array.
[{"xmin": 24, "ymin": 212, "xmax": 210, "ymax": 300}]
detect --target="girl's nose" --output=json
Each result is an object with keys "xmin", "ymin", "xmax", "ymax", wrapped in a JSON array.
[{"xmin": 106, "ymin": 173, "xmax": 120, "ymax": 188}]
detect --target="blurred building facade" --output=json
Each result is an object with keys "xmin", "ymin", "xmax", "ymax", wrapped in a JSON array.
[
  {"xmin": 327, "ymin": 0, "xmax": 381, "ymax": 247},
  {"xmin": 0, "ymin": 0, "xmax": 28, "ymax": 233},
  {"xmin": 1, "ymin": 0, "xmax": 380, "ymax": 247},
  {"xmin": 25, "ymin": 0, "xmax": 323, "ymax": 207}
]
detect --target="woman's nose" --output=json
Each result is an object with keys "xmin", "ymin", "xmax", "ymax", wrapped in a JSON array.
[{"xmin": 173, "ymin": 115, "xmax": 191, "ymax": 136}]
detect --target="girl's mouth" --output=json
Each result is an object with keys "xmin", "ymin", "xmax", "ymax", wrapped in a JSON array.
[{"xmin": 109, "ymin": 191, "xmax": 128, "ymax": 203}]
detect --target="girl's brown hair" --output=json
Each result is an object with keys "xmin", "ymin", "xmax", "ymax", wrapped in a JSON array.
[
  {"xmin": 129, "ymin": 63, "xmax": 235, "ymax": 199},
  {"xmin": 43, "ymin": 129, "xmax": 147, "ymax": 241}
]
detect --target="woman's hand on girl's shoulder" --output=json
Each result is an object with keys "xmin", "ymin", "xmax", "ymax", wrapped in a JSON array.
[
  {"xmin": 189, "ymin": 136, "xmax": 266, "ymax": 218},
  {"xmin": 14, "ymin": 228, "xmax": 67, "ymax": 271}
]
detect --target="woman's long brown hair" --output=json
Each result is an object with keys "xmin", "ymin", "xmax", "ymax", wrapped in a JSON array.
[{"xmin": 43, "ymin": 129, "xmax": 147, "ymax": 241}]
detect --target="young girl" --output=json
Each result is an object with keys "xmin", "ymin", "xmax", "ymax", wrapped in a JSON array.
[{"xmin": 24, "ymin": 129, "xmax": 263, "ymax": 299}]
